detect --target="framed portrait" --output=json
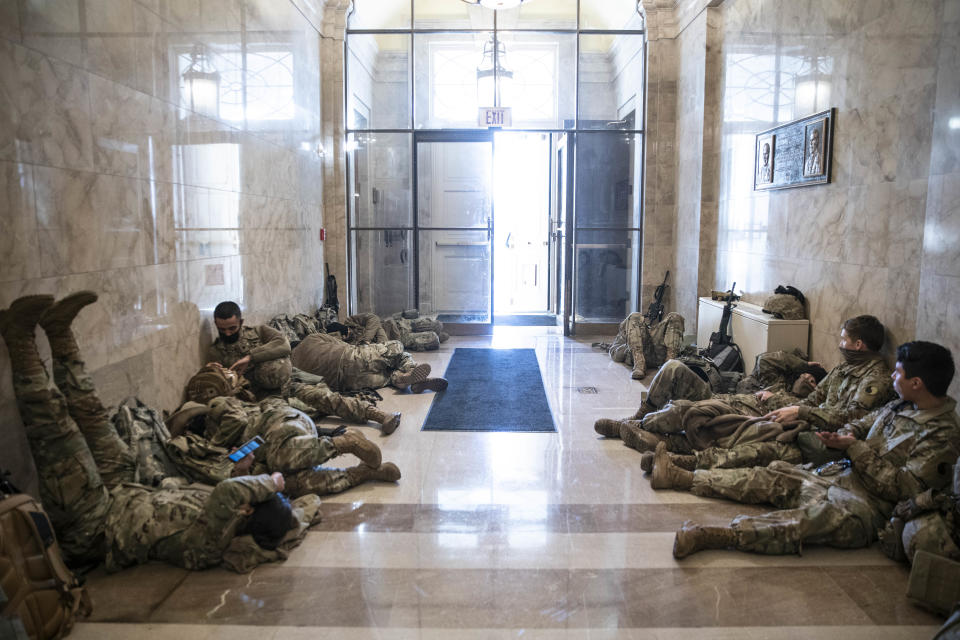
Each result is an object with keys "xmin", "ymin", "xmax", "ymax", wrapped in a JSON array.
[
  {"xmin": 802, "ymin": 119, "xmax": 826, "ymax": 177},
  {"xmin": 755, "ymin": 134, "xmax": 775, "ymax": 189}
]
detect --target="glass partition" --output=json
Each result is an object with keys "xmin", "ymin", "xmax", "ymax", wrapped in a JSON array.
[
  {"xmin": 347, "ymin": 34, "xmax": 411, "ymax": 130},
  {"xmin": 351, "ymin": 230, "xmax": 415, "ymax": 314},
  {"xmin": 347, "ymin": 133, "xmax": 413, "ymax": 228}
]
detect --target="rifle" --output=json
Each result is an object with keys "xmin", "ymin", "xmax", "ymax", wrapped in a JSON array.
[
  {"xmin": 705, "ymin": 282, "xmax": 744, "ymax": 373},
  {"xmin": 645, "ymin": 271, "xmax": 669, "ymax": 324},
  {"xmin": 324, "ymin": 262, "xmax": 339, "ymax": 313}
]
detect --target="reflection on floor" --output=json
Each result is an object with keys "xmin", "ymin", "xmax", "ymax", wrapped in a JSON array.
[{"xmin": 71, "ymin": 329, "xmax": 941, "ymax": 639}]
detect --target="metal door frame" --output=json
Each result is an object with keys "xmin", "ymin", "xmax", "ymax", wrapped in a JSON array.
[{"xmin": 413, "ymin": 129, "xmax": 496, "ymax": 334}]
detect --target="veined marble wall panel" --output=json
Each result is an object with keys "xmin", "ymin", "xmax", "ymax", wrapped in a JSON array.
[
  {"xmin": 712, "ymin": 0, "xmax": 951, "ymax": 370},
  {"xmin": 0, "ymin": 0, "xmax": 326, "ymax": 493},
  {"xmin": 671, "ymin": 10, "xmax": 707, "ymax": 328},
  {"xmin": 917, "ymin": 0, "xmax": 960, "ymax": 396}
]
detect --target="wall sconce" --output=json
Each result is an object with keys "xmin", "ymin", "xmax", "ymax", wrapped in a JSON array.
[
  {"xmin": 477, "ymin": 35, "xmax": 513, "ymax": 107},
  {"xmin": 794, "ymin": 56, "xmax": 831, "ymax": 116},
  {"xmin": 182, "ymin": 44, "xmax": 221, "ymax": 118}
]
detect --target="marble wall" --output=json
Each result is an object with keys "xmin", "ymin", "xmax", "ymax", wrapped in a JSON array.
[
  {"xmin": 652, "ymin": 0, "xmax": 960, "ymax": 393},
  {"xmin": 0, "ymin": 0, "xmax": 330, "ymax": 490}
]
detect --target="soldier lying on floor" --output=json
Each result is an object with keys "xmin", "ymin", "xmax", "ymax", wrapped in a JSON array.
[
  {"xmin": 597, "ymin": 316, "xmax": 893, "ymax": 458},
  {"xmin": 207, "ymin": 301, "xmax": 402, "ymax": 434},
  {"xmin": 0, "ymin": 292, "xmax": 312, "ymax": 573},
  {"xmin": 291, "ymin": 329, "xmax": 447, "ymax": 394},
  {"xmin": 647, "ymin": 341, "xmax": 960, "ymax": 560}
]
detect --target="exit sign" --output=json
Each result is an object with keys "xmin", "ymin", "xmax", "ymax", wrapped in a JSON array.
[{"xmin": 479, "ymin": 107, "xmax": 512, "ymax": 127}]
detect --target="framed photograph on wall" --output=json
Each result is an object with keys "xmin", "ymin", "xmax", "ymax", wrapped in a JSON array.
[
  {"xmin": 752, "ymin": 108, "xmax": 834, "ymax": 191},
  {"xmin": 802, "ymin": 119, "xmax": 826, "ymax": 177}
]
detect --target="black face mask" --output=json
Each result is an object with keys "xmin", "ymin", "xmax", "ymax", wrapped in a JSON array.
[{"xmin": 219, "ymin": 330, "xmax": 241, "ymax": 344}]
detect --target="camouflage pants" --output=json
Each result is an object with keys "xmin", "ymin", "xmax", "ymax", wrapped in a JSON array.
[
  {"xmin": 901, "ymin": 513, "xmax": 960, "ymax": 563},
  {"xmin": 249, "ymin": 356, "xmax": 293, "ymax": 394},
  {"xmin": 284, "ymin": 466, "xmax": 356, "ymax": 498},
  {"xmin": 644, "ymin": 359, "xmax": 712, "ymax": 409},
  {"xmin": 383, "ymin": 317, "xmax": 440, "ymax": 351},
  {"xmin": 609, "ymin": 312, "xmax": 684, "ymax": 371},
  {"xmin": 692, "ymin": 461, "xmax": 879, "ymax": 554},
  {"xmin": 695, "ymin": 441, "xmax": 803, "ymax": 469},
  {"xmin": 13, "ymin": 354, "xmax": 135, "ymax": 565},
  {"xmin": 286, "ymin": 371, "xmax": 372, "ymax": 423}
]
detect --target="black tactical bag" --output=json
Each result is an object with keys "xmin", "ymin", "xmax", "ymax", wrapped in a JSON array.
[{"xmin": 678, "ymin": 354, "xmax": 742, "ymax": 394}]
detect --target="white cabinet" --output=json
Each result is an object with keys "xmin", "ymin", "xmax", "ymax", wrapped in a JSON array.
[{"xmin": 696, "ymin": 297, "xmax": 809, "ymax": 375}]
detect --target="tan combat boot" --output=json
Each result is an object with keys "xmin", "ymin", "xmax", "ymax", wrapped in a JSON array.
[
  {"xmin": 630, "ymin": 400, "xmax": 657, "ymax": 420},
  {"xmin": 393, "ymin": 363, "xmax": 431, "ymax": 387},
  {"xmin": 619, "ymin": 422, "xmax": 662, "ymax": 452},
  {"xmin": 365, "ymin": 406, "xmax": 402, "ymax": 435},
  {"xmin": 594, "ymin": 418, "xmax": 625, "ymax": 438},
  {"xmin": 332, "ymin": 429, "xmax": 382, "ymax": 467},
  {"xmin": 411, "ymin": 377, "xmax": 448, "ymax": 393},
  {"xmin": 0, "ymin": 295, "xmax": 55, "ymax": 378},
  {"xmin": 673, "ymin": 520, "xmax": 737, "ymax": 558},
  {"xmin": 346, "ymin": 462, "xmax": 401, "ymax": 485},
  {"xmin": 630, "ymin": 347, "xmax": 646, "ymax": 380},
  {"xmin": 38, "ymin": 290, "xmax": 98, "ymax": 358},
  {"xmin": 640, "ymin": 451, "xmax": 695, "ymax": 473},
  {"xmin": 650, "ymin": 442, "xmax": 694, "ymax": 490}
]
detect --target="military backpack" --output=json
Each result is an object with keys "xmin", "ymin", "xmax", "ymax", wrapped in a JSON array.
[
  {"xmin": 0, "ymin": 473, "xmax": 91, "ymax": 639},
  {"xmin": 678, "ymin": 353, "xmax": 743, "ymax": 394}
]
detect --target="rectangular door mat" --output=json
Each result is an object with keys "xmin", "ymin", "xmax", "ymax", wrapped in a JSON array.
[{"xmin": 421, "ymin": 348, "xmax": 557, "ymax": 432}]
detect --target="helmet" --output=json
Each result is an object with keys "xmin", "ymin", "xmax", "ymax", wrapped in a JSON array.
[
  {"xmin": 186, "ymin": 363, "xmax": 244, "ymax": 403},
  {"xmin": 762, "ymin": 293, "xmax": 805, "ymax": 320}
]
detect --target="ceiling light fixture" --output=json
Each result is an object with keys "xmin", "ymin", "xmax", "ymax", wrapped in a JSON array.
[{"xmin": 181, "ymin": 44, "xmax": 221, "ymax": 118}]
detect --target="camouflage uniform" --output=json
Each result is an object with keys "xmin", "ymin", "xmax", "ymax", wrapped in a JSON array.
[
  {"xmin": 343, "ymin": 313, "xmax": 388, "ymax": 345},
  {"xmin": 689, "ymin": 398, "xmax": 960, "ymax": 554},
  {"xmin": 382, "ymin": 313, "xmax": 444, "ymax": 352},
  {"xmin": 204, "ymin": 396, "xmax": 365, "ymax": 497},
  {"xmin": 207, "ymin": 324, "xmax": 293, "ymax": 394},
  {"xmin": 736, "ymin": 349, "xmax": 811, "ymax": 394},
  {"xmin": 793, "ymin": 356, "xmax": 893, "ymax": 431},
  {"xmin": 12, "ymin": 338, "xmax": 303, "ymax": 572},
  {"xmin": 608, "ymin": 312, "xmax": 684, "ymax": 375},
  {"xmin": 290, "ymin": 332, "xmax": 418, "ymax": 392}
]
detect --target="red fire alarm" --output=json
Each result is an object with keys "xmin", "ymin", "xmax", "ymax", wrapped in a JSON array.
[{"xmin": 319, "ymin": 228, "xmax": 326, "ymax": 241}]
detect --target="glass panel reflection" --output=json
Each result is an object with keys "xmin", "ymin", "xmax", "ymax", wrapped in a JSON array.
[
  {"xmin": 347, "ymin": 34, "xmax": 410, "ymax": 129},
  {"xmin": 348, "ymin": 133, "xmax": 412, "ymax": 227},
  {"xmin": 348, "ymin": 0, "xmax": 410, "ymax": 30},
  {"xmin": 574, "ymin": 229, "xmax": 639, "ymax": 323},
  {"xmin": 417, "ymin": 139, "xmax": 491, "ymax": 228},
  {"xmin": 580, "ymin": 0, "xmax": 644, "ymax": 31},
  {"xmin": 351, "ymin": 230, "xmax": 415, "ymax": 314},
  {"xmin": 414, "ymin": 2, "xmax": 493, "ymax": 29},
  {"xmin": 496, "ymin": 31, "xmax": 575, "ymax": 129},
  {"xmin": 575, "ymin": 131, "xmax": 640, "ymax": 228},
  {"xmin": 414, "ymin": 32, "xmax": 492, "ymax": 129},
  {"xmin": 578, "ymin": 34, "xmax": 643, "ymax": 129},
  {"xmin": 495, "ymin": 0, "xmax": 577, "ymax": 30},
  {"xmin": 418, "ymin": 230, "xmax": 491, "ymax": 323}
]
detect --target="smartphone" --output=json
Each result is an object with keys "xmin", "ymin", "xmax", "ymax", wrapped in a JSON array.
[{"xmin": 228, "ymin": 436, "xmax": 264, "ymax": 462}]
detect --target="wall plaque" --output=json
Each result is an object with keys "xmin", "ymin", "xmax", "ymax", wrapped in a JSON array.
[{"xmin": 754, "ymin": 108, "xmax": 834, "ymax": 191}]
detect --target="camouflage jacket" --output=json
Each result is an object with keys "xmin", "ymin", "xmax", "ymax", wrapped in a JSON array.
[
  {"xmin": 103, "ymin": 474, "xmax": 285, "ymax": 572},
  {"xmin": 736, "ymin": 349, "xmax": 809, "ymax": 394},
  {"xmin": 715, "ymin": 388, "xmax": 803, "ymax": 416},
  {"xmin": 844, "ymin": 397, "xmax": 960, "ymax": 509},
  {"xmin": 343, "ymin": 313, "xmax": 388, "ymax": 345},
  {"xmin": 797, "ymin": 356, "xmax": 893, "ymax": 431},
  {"xmin": 207, "ymin": 324, "xmax": 292, "ymax": 370}
]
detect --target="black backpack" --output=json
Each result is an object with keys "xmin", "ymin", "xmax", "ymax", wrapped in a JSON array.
[{"xmin": 678, "ymin": 354, "xmax": 742, "ymax": 394}]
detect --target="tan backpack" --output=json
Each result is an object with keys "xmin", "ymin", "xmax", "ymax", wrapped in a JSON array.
[{"xmin": 0, "ymin": 479, "xmax": 92, "ymax": 639}]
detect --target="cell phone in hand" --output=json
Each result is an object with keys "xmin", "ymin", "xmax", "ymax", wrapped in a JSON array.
[{"xmin": 228, "ymin": 436, "xmax": 264, "ymax": 462}]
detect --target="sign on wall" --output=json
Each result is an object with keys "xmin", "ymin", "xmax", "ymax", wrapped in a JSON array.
[
  {"xmin": 754, "ymin": 108, "xmax": 834, "ymax": 191},
  {"xmin": 478, "ymin": 107, "xmax": 512, "ymax": 128}
]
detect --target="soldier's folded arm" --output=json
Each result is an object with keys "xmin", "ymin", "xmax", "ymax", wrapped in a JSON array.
[
  {"xmin": 846, "ymin": 428, "xmax": 959, "ymax": 503},
  {"xmin": 199, "ymin": 474, "xmax": 283, "ymax": 533},
  {"xmin": 250, "ymin": 324, "xmax": 292, "ymax": 363},
  {"xmin": 797, "ymin": 374, "xmax": 892, "ymax": 432}
]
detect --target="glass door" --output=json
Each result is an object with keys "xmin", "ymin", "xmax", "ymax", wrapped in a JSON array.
[{"xmin": 415, "ymin": 132, "xmax": 494, "ymax": 333}]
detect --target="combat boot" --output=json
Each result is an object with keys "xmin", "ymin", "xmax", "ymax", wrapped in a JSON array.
[
  {"xmin": 673, "ymin": 521, "xmax": 737, "ymax": 558},
  {"xmin": 346, "ymin": 462, "xmax": 401, "ymax": 485},
  {"xmin": 640, "ymin": 451, "xmax": 695, "ymax": 473},
  {"xmin": 0, "ymin": 295, "xmax": 55, "ymax": 378},
  {"xmin": 410, "ymin": 377, "xmax": 448, "ymax": 393},
  {"xmin": 619, "ymin": 422, "xmax": 661, "ymax": 452},
  {"xmin": 594, "ymin": 418, "xmax": 624, "ymax": 438},
  {"xmin": 331, "ymin": 429, "xmax": 382, "ymax": 467},
  {"xmin": 630, "ymin": 347, "xmax": 646, "ymax": 380},
  {"xmin": 393, "ymin": 363, "xmax": 431, "ymax": 387},
  {"xmin": 630, "ymin": 399, "xmax": 657, "ymax": 420},
  {"xmin": 365, "ymin": 406, "xmax": 402, "ymax": 435},
  {"xmin": 650, "ymin": 442, "xmax": 694, "ymax": 490},
  {"xmin": 39, "ymin": 290, "xmax": 98, "ymax": 358}
]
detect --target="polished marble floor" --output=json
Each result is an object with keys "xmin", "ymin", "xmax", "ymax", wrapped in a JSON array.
[{"xmin": 72, "ymin": 329, "xmax": 941, "ymax": 639}]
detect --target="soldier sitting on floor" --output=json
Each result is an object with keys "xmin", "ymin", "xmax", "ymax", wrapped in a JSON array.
[{"xmin": 598, "ymin": 310, "xmax": 686, "ymax": 380}]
